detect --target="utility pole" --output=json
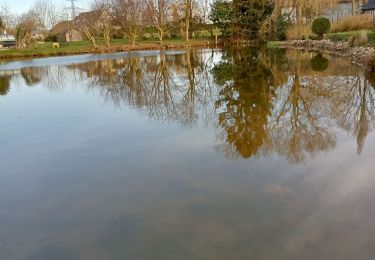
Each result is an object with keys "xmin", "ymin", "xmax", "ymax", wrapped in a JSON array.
[
  {"xmin": 67, "ymin": 0, "xmax": 79, "ymax": 20},
  {"xmin": 66, "ymin": 0, "xmax": 79, "ymax": 42}
]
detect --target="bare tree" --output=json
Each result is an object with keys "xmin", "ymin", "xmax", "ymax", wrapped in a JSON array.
[
  {"xmin": 144, "ymin": 0, "xmax": 174, "ymax": 45},
  {"xmin": 261, "ymin": 0, "xmax": 338, "ymax": 38},
  {"xmin": 91, "ymin": 0, "xmax": 114, "ymax": 47},
  {"xmin": 29, "ymin": 0, "xmax": 62, "ymax": 29},
  {"xmin": 0, "ymin": 17, "xmax": 4, "ymax": 33},
  {"xmin": 273, "ymin": 0, "xmax": 338, "ymax": 24},
  {"xmin": 110, "ymin": 0, "xmax": 145, "ymax": 46},
  {"xmin": 77, "ymin": 12, "xmax": 99, "ymax": 47},
  {"xmin": 178, "ymin": 0, "xmax": 201, "ymax": 42},
  {"xmin": 183, "ymin": 0, "xmax": 192, "ymax": 42},
  {"xmin": 100, "ymin": 13, "xmax": 113, "ymax": 47},
  {"xmin": 0, "ymin": 3, "xmax": 16, "ymax": 32},
  {"xmin": 15, "ymin": 12, "xmax": 37, "ymax": 49},
  {"xmin": 75, "ymin": 6, "xmax": 113, "ymax": 48}
]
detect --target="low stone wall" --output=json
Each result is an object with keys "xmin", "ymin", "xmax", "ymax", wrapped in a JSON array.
[{"xmin": 280, "ymin": 39, "xmax": 375, "ymax": 68}]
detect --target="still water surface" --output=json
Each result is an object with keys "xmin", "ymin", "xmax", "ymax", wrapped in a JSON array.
[{"xmin": 1, "ymin": 48, "xmax": 375, "ymax": 259}]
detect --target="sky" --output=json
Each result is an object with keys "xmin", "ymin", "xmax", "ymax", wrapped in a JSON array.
[{"xmin": 1, "ymin": 0, "xmax": 87, "ymax": 15}]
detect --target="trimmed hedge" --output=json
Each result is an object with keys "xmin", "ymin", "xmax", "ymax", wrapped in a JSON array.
[{"xmin": 312, "ymin": 17, "xmax": 331, "ymax": 38}]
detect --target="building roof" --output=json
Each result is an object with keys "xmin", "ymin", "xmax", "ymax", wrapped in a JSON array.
[
  {"xmin": 74, "ymin": 10, "xmax": 107, "ymax": 29},
  {"xmin": 50, "ymin": 21, "xmax": 73, "ymax": 35},
  {"xmin": 75, "ymin": 10, "xmax": 105, "ymax": 22},
  {"xmin": 50, "ymin": 10, "xmax": 107, "ymax": 33},
  {"xmin": 363, "ymin": 0, "xmax": 375, "ymax": 11}
]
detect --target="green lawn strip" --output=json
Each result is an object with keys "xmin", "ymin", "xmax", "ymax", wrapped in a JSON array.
[
  {"xmin": 0, "ymin": 38, "xmax": 213, "ymax": 59},
  {"xmin": 266, "ymin": 41, "xmax": 282, "ymax": 48},
  {"xmin": 324, "ymin": 30, "xmax": 375, "ymax": 43}
]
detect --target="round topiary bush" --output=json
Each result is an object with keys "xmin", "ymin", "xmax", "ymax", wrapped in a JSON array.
[{"xmin": 312, "ymin": 17, "xmax": 331, "ymax": 39}]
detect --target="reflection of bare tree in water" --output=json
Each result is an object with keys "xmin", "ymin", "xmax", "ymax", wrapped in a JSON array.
[
  {"xmin": 8, "ymin": 48, "xmax": 372, "ymax": 163},
  {"xmin": 70, "ymin": 58, "xmax": 145, "ymax": 106},
  {"xmin": 71, "ymin": 49, "xmax": 375, "ymax": 161},
  {"xmin": 0, "ymin": 67, "xmax": 65, "ymax": 96},
  {"xmin": 120, "ymin": 57, "xmax": 147, "ymax": 107},
  {"xmin": 328, "ymin": 71, "xmax": 375, "ymax": 154},
  {"xmin": 0, "ymin": 74, "xmax": 12, "ymax": 95},
  {"xmin": 17, "ymin": 67, "xmax": 65, "ymax": 91},
  {"xmin": 269, "ymin": 51, "xmax": 336, "ymax": 163},
  {"xmin": 181, "ymin": 51, "xmax": 197, "ymax": 126},
  {"xmin": 45, "ymin": 67, "xmax": 65, "ymax": 91},
  {"xmin": 72, "ymin": 50, "xmax": 217, "ymax": 127},
  {"xmin": 270, "ymin": 70, "xmax": 335, "ymax": 163},
  {"xmin": 141, "ymin": 50, "xmax": 216, "ymax": 126},
  {"xmin": 178, "ymin": 50, "xmax": 214, "ymax": 126},
  {"xmin": 266, "ymin": 50, "xmax": 375, "ymax": 160},
  {"xmin": 144, "ymin": 54, "xmax": 180, "ymax": 122},
  {"xmin": 213, "ymin": 49, "xmax": 337, "ymax": 163},
  {"xmin": 20, "ymin": 68, "xmax": 44, "ymax": 86}
]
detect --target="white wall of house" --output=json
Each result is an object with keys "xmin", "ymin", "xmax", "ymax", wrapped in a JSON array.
[{"xmin": 65, "ymin": 30, "xmax": 83, "ymax": 42}]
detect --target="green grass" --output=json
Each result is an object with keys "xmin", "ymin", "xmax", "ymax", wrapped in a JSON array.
[
  {"xmin": 0, "ymin": 40, "xmax": 98, "ymax": 58},
  {"xmin": 0, "ymin": 37, "xmax": 213, "ymax": 59},
  {"xmin": 324, "ymin": 30, "xmax": 375, "ymax": 45},
  {"xmin": 266, "ymin": 41, "xmax": 282, "ymax": 48},
  {"xmin": 266, "ymin": 30, "xmax": 375, "ymax": 48}
]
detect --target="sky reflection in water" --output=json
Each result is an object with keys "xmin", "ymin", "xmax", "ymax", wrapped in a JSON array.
[{"xmin": 1, "ymin": 48, "xmax": 375, "ymax": 260}]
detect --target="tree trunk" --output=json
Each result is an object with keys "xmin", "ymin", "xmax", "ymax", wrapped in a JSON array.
[
  {"xmin": 89, "ymin": 36, "xmax": 96, "ymax": 48},
  {"xmin": 185, "ymin": 20, "xmax": 190, "ymax": 42},
  {"xmin": 91, "ymin": 37, "xmax": 97, "ymax": 48},
  {"xmin": 185, "ymin": 0, "xmax": 190, "ymax": 42},
  {"xmin": 104, "ymin": 31, "xmax": 111, "ymax": 48},
  {"xmin": 158, "ymin": 29, "xmax": 163, "ymax": 46},
  {"xmin": 83, "ymin": 27, "xmax": 96, "ymax": 48}
]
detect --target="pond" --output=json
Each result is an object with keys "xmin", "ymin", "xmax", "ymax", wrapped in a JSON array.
[{"xmin": 1, "ymin": 48, "xmax": 375, "ymax": 260}]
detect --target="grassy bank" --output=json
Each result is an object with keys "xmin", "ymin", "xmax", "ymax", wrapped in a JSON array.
[
  {"xmin": 267, "ymin": 30, "xmax": 375, "ymax": 49},
  {"xmin": 266, "ymin": 41, "xmax": 282, "ymax": 48},
  {"xmin": 324, "ymin": 30, "xmax": 375, "ymax": 45},
  {"xmin": 0, "ymin": 38, "xmax": 215, "ymax": 59}
]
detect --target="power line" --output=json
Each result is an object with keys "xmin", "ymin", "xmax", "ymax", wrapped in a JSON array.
[{"xmin": 67, "ymin": 0, "xmax": 79, "ymax": 20}]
